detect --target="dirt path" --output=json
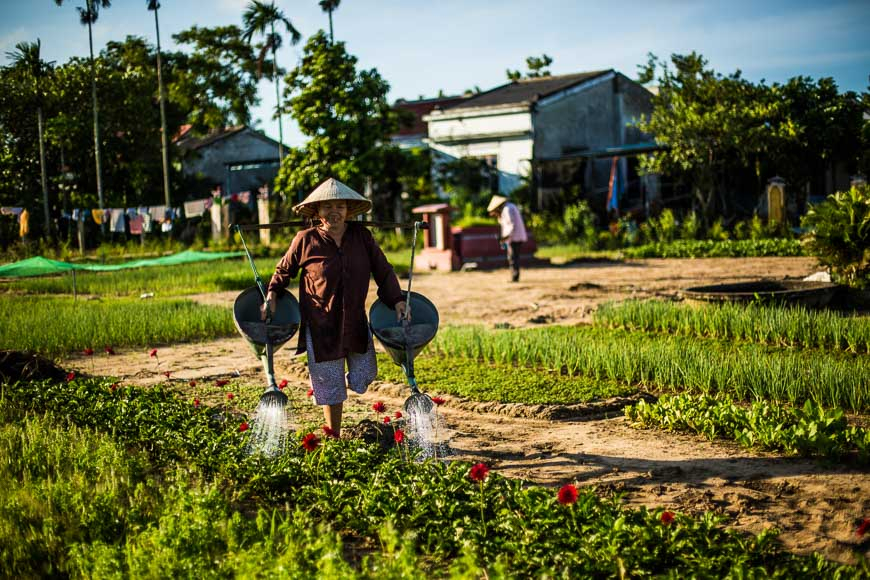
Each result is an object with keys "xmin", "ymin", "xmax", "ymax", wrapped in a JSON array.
[{"xmin": 65, "ymin": 257, "xmax": 870, "ymax": 565}]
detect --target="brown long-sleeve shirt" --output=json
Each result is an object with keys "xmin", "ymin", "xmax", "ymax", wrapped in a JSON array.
[{"xmin": 267, "ymin": 223, "xmax": 404, "ymax": 362}]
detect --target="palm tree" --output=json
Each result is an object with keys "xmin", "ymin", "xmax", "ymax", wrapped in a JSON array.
[
  {"xmin": 318, "ymin": 0, "xmax": 341, "ymax": 43},
  {"xmin": 147, "ymin": 0, "xmax": 171, "ymax": 208},
  {"xmin": 54, "ymin": 0, "xmax": 111, "ymax": 223},
  {"xmin": 242, "ymin": 0, "xmax": 301, "ymax": 162},
  {"xmin": 6, "ymin": 40, "xmax": 54, "ymax": 237}
]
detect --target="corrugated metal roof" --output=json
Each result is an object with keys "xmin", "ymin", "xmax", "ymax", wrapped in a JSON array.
[{"xmin": 441, "ymin": 70, "xmax": 612, "ymax": 111}]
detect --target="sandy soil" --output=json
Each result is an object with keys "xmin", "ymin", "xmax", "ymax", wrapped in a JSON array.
[{"xmin": 66, "ymin": 256, "xmax": 870, "ymax": 565}]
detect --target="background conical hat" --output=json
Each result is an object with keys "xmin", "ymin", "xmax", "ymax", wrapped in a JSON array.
[
  {"xmin": 292, "ymin": 178, "xmax": 372, "ymax": 218},
  {"xmin": 487, "ymin": 195, "xmax": 508, "ymax": 213}
]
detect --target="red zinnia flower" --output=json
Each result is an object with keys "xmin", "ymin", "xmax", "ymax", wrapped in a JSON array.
[
  {"xmin": 163, "ymin": 371, "xmax": 172, "ymax": 379},
  {"xmin": 469, "ymin": 463, "xmax": 490, "ymax": 482},
  {"xmin": 301, "ymin": 432, "xmax": 319, "ymax": 452},
  {"xmin": 110, "ymin": 382, "xmax": 118, "ymax": 392},
  {"xmin": 322, "ymin": 425, "xmax": 338, "ymax": 438},
  {"xmin": 857, "ymin": 518, "xmax": 870, "ymax": 537},
  {"xmin": 104, "ymin": 346, "xmax": 115, "ymax": 355},
  {"xmin": 394, "ymin": 411, "xmax": 403, "ymax": 419},
  {"xmin": 372, "ymin": 401, "xmax": 386, "ymax": 413},
  {"xmin": 661, "ymin": 511, "xmax": 675, "ymax": 525},
  {"xmin": 66, "ymin": 372, "xmax": 75, "ymax": 382},
  {"xmin": 194, "ymin": 398, "xmax": 200, "ymax": 408},
  {"xmin": 383, "ymin": 416, "xmax": 391, "ymax": 424},
  {"xmin": 557, "ymin": 484, "xmax": 578, "ymax": 505},
  {"xmin": 279, "ymin": 379, "xmax": 288, "ymax": 390},
  {"xmin": 83, "ymin": 348, "xmax": 94, "ymax": 356},
  {"xmin": 239, "ymin": 422, "xmax": 249, "ymax": 432},
  {"xmin": 149, "ymin": 348, "xmax": 158, "ymax": 357},
  {"xmin": 394, "ymin": 429, "xmax": 405, "ymax": 444},
  {"xmin": 215, "ymin": 379, "xmax": 229, "ymax": 387},
  {"xmin": 227, "ymin": 392, "xmax": 234, "ymax": 400},
  {"xmin": 431, "ymin": 396, "xmax": 446, "ymax": 406},
  {"xmin": 188, "ymin": 380, "xmax": 197, "ymax": 388},
  {"xmin": 307, "ymin": 388, "xmax": 314, "ymax": 397}
]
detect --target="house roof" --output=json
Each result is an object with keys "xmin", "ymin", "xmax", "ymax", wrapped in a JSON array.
[
  {"xmin": 175, "ymin": 126, "xmax": 280, "ymax": 151},
  {"xmin": 393, "ymin": 95, "xmax": 469, "ymax": 136},
  {"xmin": 441, "ymin": 70, "xmax": 612, "ymax": 112}
]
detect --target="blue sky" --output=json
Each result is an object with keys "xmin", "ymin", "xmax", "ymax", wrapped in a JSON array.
[{"xmin": 2, "ymin": 0, "xmax": 868, "ymax": 148}]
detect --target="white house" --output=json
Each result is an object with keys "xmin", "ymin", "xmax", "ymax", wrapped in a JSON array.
[{"xmin": 424, "ymin": 70, "xmax": 658, "ymax": 213}]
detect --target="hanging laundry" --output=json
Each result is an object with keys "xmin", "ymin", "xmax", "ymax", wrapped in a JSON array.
[
  {"xmin": 204, "ymin": 197, "xmax": 213, "ymax": 210},
  {"xmin": 161, "ymin": 219, "xmax": 173, "ymax": 233},
  {"xmin": 238, "ymin": 191, "xmax": 251, "ymax": 204},
  {"xmin": 183, "ymin": 198, "xmax": 208, "ymax": 218},
  {"xmin": 148, "ymin": 205, "xmax": 166, "ymax": 223},
  {"xmin": 19, "ymin": 209, "xmax": 29, "ymax": 238},
  {"xmin": 91, "ymin": 209, "xmax": 104, "ymax": 225},
  {"xmin": 1, "ymin": 207, "xmax": 23, "ymax": 216},
  {"xmin": 110, "ymin": 208, "xmax": 126, "ymax": 233},
  {"xmin": 129, "ymin": 214, "xmax": 144, "ymax": 235}
]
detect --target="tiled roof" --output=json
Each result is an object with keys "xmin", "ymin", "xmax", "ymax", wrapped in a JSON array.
[
  {"xmin": 442, "ymin": 70, "xmax": 612, "ymax": 111},
  {"xmin": 175, "ymin": 126, "xmax": 248, "ymax": 150}
]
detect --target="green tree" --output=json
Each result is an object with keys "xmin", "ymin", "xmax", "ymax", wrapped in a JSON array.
[
  {"xmin": 242, "ymin": 0, "xmax": 302, "ymax": 162},
  {"xmin": 635, "ymin": 52, "xmax": 796, "ymax": 222},
  {"xmin": 147, "ymin": 0, "xmax": 171, "ymax": 208},
  {"xmin": 507, "ymin": 54, "xmax": 553, "ymax": 81},
  {"xmin": 275, "ymin": 31, "xmax": 398, "ymax": 205},
  {"xmin": 6, "ymin": 40, "xmax": 54, "ymax": 237},
  {"xmin": 54, "ymin": 0, "xmax": 112, "ymax": 219},
  {"xmin": 318, "ymin": 0, "xmax": 341, "ymax": 42}
]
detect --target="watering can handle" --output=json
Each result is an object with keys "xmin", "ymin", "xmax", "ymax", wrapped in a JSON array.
[{"xmin": 401, "ymin": 221, "xmax": 425, "ymax": 320}]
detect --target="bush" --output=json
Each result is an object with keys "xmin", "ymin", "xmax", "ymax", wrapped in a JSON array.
[
  {"xmin": 562, "ymin": 201, "xmax": 598, "ymax": 249},
  {"xmin": 801, "ymin": 184, "xmax": 870, "ymax": 289}
]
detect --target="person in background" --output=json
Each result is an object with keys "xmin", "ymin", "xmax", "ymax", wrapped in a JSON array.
[
  {"xmin": 487, "ymin": 195, "xmax": 528, "ymax": 282},
  {"xmin": 262, "ymin": 178, "xmax": 408, "ymax": 437}
]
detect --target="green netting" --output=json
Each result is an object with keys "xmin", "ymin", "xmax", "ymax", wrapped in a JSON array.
[{"xmin": 0, "ymin": 250, "xmax": 244, "ymax": 278}]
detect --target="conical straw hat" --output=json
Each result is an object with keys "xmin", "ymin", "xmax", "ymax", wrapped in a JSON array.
[
  {"xmin": 292, "ymin": 178, "xmax": 372, "ymax": 218},
  {"xmin": 487, "ymin": 195, "xmax": 508, "ymax": 213}
]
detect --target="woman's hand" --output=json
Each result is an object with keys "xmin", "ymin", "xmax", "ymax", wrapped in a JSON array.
[
  {"xmin": 395, "ymin": 300, "xmax": 410, "ymax": 322},
  {"xmin": 261, "ymin": 291, "xmax": 277, "ymax": 321}
]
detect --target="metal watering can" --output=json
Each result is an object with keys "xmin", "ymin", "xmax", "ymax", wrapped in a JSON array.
[{"xmin": 232, "ymin": 286, "xmax": 300, "ymax": 405}]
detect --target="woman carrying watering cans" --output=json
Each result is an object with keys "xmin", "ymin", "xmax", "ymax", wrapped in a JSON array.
[
  {"xmin": 487, "ymin": 194, "xmax": 528, "ymax": 282},
  {"xmin": 262, "ymin": 178, "xmax": 408, "ymax": 437}
]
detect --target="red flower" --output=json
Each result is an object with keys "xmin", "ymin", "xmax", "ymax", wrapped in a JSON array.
[
  {"xmin": 307, "ymin": 388, "xmax": 314, "ymax": 397},
  {"xmin": 383, "ymin": 416, "xmax": 391, "ymax": 424},
  {"xmin": 394, "ymin": 411, "xmax": 403, "ymax": 419},
  {"xmin": 83, "ymin": 348, "xmax": 94, "ymax": 356},
  {"xmin": 66, "ymin": 372, "xmax": 75, "ymax": 382},
  {"xmin": 188, "ymin": 380, "xmax": 197, "ymax": 388},
  {"xmin": 301, "ymin": 432, "xmax": 319, "ymax": 452},
  {"xmin": 394, "ymin": 429, "xmax": 405, "ymax": 444},
  {"xmin": 227, "ymin": 392, "xmax": 234, "ymax": 400},
  {"xmin": 661, "ymin": 511, "xmax": 675, "ymax": 525},
  {"xmin": 431, "ymin": 396, "xmax": 446, "ymax": 406},
  {"xmin": 469, "ymin": 463, "xmax": 490, "ymax": 482},
  {"xmin": 104, "ymin": 346, "xmax": 115, "ymax": 355},
  {"xmin": 372, "ymin": 401, "xmax": 386, "ymax": 413},
  {"xmin": 149, "ymin": 348, "xmax": 158, "ymax": 357},
  {"xmin": 163, "ymin": 371, "xmax": 172, "ymax": 379},
  {"xmin": 857, "ymin": 518, "xmax": 870, "ymax": 537},
  {"xmin": 231, "ymin": 193, "xmax": 239, "ymax": 203},
  {"xmin": 215, "ymin": 379, "xmax": 229, "ymax": 387},
  {"xmin": 557, "ymin": 484, "xmax": 578, "ymax": 505},
  {"xmin": 279, "ymin": 379, "xmax": 288, "ymax": 390},
  {"xmin": 322, "ymin": 425, "xmax": 338, "ymax": 438},
  {"xmin": 110, "ymin": 382, "xmax": 118, "ymax": 392},
  {"xmin": 239, "ymin": 422, "xmax": 249, "ymax": 432},
  {"xmin": 194, "ymin": 398, "xmax": 200, "ymax": 408}
]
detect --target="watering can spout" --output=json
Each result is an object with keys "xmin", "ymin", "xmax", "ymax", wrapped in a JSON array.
[{"xmin": 261, "ymin": 384, "xmax": 289, "ymax": 407}]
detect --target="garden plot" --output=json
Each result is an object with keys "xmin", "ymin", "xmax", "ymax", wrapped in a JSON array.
[{"xmin": 54, "ymin": 256, "xmax": 869, "ymax": 566}]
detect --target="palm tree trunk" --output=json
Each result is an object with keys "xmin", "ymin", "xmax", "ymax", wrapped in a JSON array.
[
  {"xmin": 87, "ymin": 9, "xmax": 105, "ymax": 232},
  {"xmin": 154, "ymin": 5, "xmax": 171, "ymax": 208},
  {"xmin": 37, "ymin": 105, "xmax": 50, "ymax": 238},
  {"xmin": 271, "ymin": 20, "xmax": 284, "ymax": 162},
  {"xmin": 328, "ymin": 10, "xmax": 334, "ymax": 42}
]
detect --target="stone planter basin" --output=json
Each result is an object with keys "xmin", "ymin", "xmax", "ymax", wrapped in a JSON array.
[{"xmin": 681, "ymin": 280, "xmax": 840, "ymax": 308}]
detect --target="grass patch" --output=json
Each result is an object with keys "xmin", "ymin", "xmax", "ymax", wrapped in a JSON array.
[
  {"xmin": 534, "ymin": 245, "xmax": 623, "ymax": 264},
  {"xmin": 595, "ymin": 300, "xmax": 870, "ymax": 354},
  {"xmin": 433, "ymin": 325, "xmax": 870, "ymax": 412},
  {"xmin": 622, "ymin": 238, "xmax": 803, "ymax": 258},
  {"xmin": 0, "ymin": 295, "xmax": 235, "ymax": 356},
  {"xmin": 376, "ymin": 353, "xmax": 635, "ymax": 405}
]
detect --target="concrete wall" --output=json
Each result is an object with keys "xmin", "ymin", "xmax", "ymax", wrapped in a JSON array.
[
  {"xmin": 182, "ymin": 129, "xmax": 280, "ymax": 193},
  {"xmin": 618, "ymin": 72, "xmax": 654, "ymax": 145}
]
